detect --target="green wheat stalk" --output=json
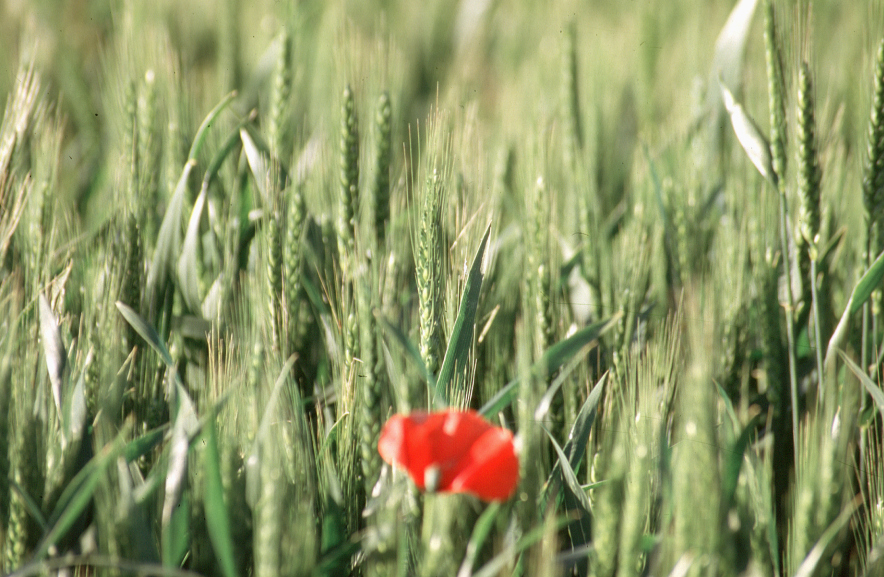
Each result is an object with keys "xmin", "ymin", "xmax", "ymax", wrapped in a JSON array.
[
  {"xmin": 795, "ymin": 61, "xmax": 824, "ymax": 380},
  {"xmin": 3, "ymin": 374, "xmax": 44, "ymax": 571},
  {"xmin": 764, "ymin": 0, "xmax": 788, "ymax": 187},
  {"xmin": 268, "ymin": 27, "xmax": 291, "ymax": 161},
  {"xmin": 266, "ymin": 206, "xmax": 283, "ymax": 352},
  {"xmin": 764, "ymin": 0, "xmax": 800, "ymax": 455},
  {"xmin": 863, "ymin": 39, "xmax": 884, "ymax": 373},
  {"xmin": 283, "ymin": 181, "xmax": 306, "ymax": 356},
  {"xmin": 668, "ymin": 294, "xmax": 721, "ymax": 575},
  {"xmin": 357, "ymin": 270, "xmax": 382, "ymax": 496},
  {"xmin": 338, "ymin": 84, "xmax": 360, "ymax": 275},
  {"xmin": 562, "ymin": 20, "xmax": 583, "ymax": 173},
  {"xmin": 137, "ymin": 70, "xmax": 159, "ymax": 226},
  {"xmin": 417, "ymin": 168, "xmax": 444, "ymax": 380},
  {"xmin": 527, "ymin": 175, "xmax": 552, "ymax": 359},
  {"xmin": 371, "ymin": 91, "xmax": 393, "ymax": 246}
]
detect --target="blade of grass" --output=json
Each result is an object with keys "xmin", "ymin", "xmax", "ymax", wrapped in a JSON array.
[
  {"xmin": 707, "ymin": 0, "xmax": 759, "ymax": 115},
  {"xmin": 793, "ymin": 497, "xmax": 860, "ymax": 577},
  {"xmin": 147, "ymin": 160, "xmax": 197, "ymax": 310},
  {"xmin": 377, "ymin": 313, "xmax": 436, "ymax": 404},
  {"xmin": 825, "ymin": 248, "xmax": 884, "ymax": 370},
  {"xmin": 471, "ymin": 514, "xmax": 572, "ymax": 577},
  {"xmin": 543, "ymin": 425, "xmax": 592, "ymax": 513},
  {"xmin": 840, "ymin": 350, "xmax": 884, "ymax": 420},
  {"xmin": 178, "ymin": 119, "xmax": 249, "ymax": 315},
  {"xmin": 34, "ymin": 421, "xmax": 134, "ymax": 560},
  {"xmin": 480, "ymin": 313, "xmax": 620, "ymax": 417},
  {"xmin": 38, "ymin": 294, "xmax": 66, "ymax": 419},
  {"xmin": 456, "ymin": 502, "xmax": 501, "ymax": 577},
  {"xmin": 245, "ymin": 355, "xmax": 297, "ymax": 507},
  {"xmin": 201, "ymin": 413, "xmax": 238, "ymax": 577},
  {"xmin": 436, "ymin": 222, "xmax": 492, "ymax": 405},
  {"xmin": 188, "ymin": 91, "xmax": 237, "ymax": 161},
  {"xmin": 162, "ymin": 381, "xmax": 199, "ymax": 568},
  {"xmin": 721, "ymin": 413, "xmax": 763, "ymax": 509},
  {"xmin": 720, "ymin": 81, "xmax": 775, "ymax": 184},
  {"xmin": 116, "ymin": 301, "xmax": 174, "ymax": 368}
]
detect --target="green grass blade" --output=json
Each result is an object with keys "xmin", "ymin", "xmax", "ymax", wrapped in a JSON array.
[
  {"xmin": 38, "ymin": 294, "xmax": 66, "ymax": 417},
  {"xmin": 35, "ymin": 422, "xmax": 134, "ymax": 560},
  {"xmin": 201, "ymin": 414, "xmax": 238, "ymax": 577},
  {"xmin": 544, "ymin": 425, "xmax": 592, "ymax": 513},
  {"xmin": 8, "ymin": 479, "xmax": 47, "ymax": 531},
  {"xmin": 188, "ymin": 91, "xmax": 237, "ymax": 161},
  {"xmin": 147, "ymin": 159, "xmax": 197, "ymax": 307},
  {"xmin": 240, "ymin": 128, "xmax": 269, "ymax": 203},
  {"xmin": 534, "ymin": 346, "xmax": 592, "ymax": 423},
  {"xmin": 377, "ymin": 313, "xmax": 436, "ymax": 405},
  {"xmin": 123, "ymin": 426, "xmax": 167, "ymax": 462},
  {"xmin": 825, "ymin": 248, "xmax": 884, "ymax": 368},
  {"xmin": 63, "ymin": 369, "xmax": 87, "ymax": 445},
  {"xmin": 471, "ymin": 514, "xmax": 572, "ymax": 577},
  {"xmin": 793, "ymin": 498, "xmax": 860, "ymax": 577},
  {"xmin": 848, "ymin": 248, "xmax": 884, "ymax": 316},
  {"xmin": 456, "ymin": 502, "xmax": 501, "ymax": 577},
  {"xmin": 162, "ymin": 381, "xmax": 199, "ymax": 568},
  {"xmin": 708, "ymin": 0, "xmax": 759, "ymax": 112},
  {"xmin": 178, "ymin": 186, "xmax": 208, "ymax": 314},
  {"xmin": 436, "ymin": 222, "xmax": 492, "ymax": 405},
  {"xmin": 720, "ymin": 81, "xmax": 775, "ymax": 184},
  {"xmin": 245, "ymin": 355, "xmax": 297, "ymax": 507},
  {"xmin": 561, "ymin": 372, "xmax": 607, "ymax": 468},
  {"xmin": 116, "ymin": 301, "xmax": 174, "ymax": 368},
  {"xmin": 840, "ymin": 350, "xmax": 884, "ymax": 417},
  {"xmin": 721, "ymin": 413, "xmax": 763, "ymax": 509},
  {"xmin": 479, "ymin": 313, "xmax": 620, "ymax": 417},
  {"xmin": 178, "ymin": 121, "xmax": 249, "ymax": 316}
]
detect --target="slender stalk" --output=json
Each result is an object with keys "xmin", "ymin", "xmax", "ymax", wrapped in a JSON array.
[{"xmin": 765, "ymin": 0, "xmax": 800, "ymax": 454}]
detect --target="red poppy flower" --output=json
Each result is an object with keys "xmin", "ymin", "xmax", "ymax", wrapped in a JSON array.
[{"xmin": 377, "ymin": 409, "xmax": 519, "ymax": 502}]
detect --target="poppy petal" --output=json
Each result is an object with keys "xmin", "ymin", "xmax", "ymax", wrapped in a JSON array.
[
  {"xmin": 448, "ymin": 427, "xmax": 519, "ymax": 501},
  {"xmin": 378, "ymin": 410, "xmax": 519, "ymax": 501}
]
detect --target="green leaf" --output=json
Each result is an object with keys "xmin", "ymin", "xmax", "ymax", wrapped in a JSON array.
[
  {"xmin": 35, "ymin": 422, "xmax": 134, "ymax": 560},
  {"xmin": 377, "ymin": 313, "xmax": 436, "ymax": 405},
  {"xmin": 38, "ymin": 293, "xmax": 66, "ymax": 419},
  {"xmin": 561, "ymin": 372, "xmax": 606, "ymax": 469},
  {"xmin": 116, "ymin": 301, "xmax": 174, "ymax": 368},
  {"xmin": 201, "ymin": 414, "xmax": 238, "ymax": 577},
  {"xmin": 8, "ymin": 478, "xmax": 47, "ymax": 531},
  {"xmin": 240, "ymin": 126, "xmax": 288, "ymax": 206},
  {"xmin": 188, "ymin": 91, "xmax": 237, "ymax": 161},
  {"xmin": 825, "ymin": 248, "xmax": 884, "ymax": 369},
  {"xmin": 147, "ymin": 159, "xmax": 196, "ymax": 309},
  {"xmin": 457, "ymin": 503, "xmax": 501, "ymax": 577},
  {"xmin": 245, "ymin": 355, "xmax": 297, "ymax": 507},
  {"xmin": 544, "ymin": 426, "xmax": 592, "ymax": 513},
  {"xmin": 178, "ymin": 186, "xmax": 208, "ymax": 314},
  {"xmin": 480, "ymin": 313, "xmax": 621, "ymax": 417},
  {"xmin": 471, "ymin": 514, "xmax": 572, "ymax": 577},
  {"xmin": 793, "ymin": 498, "xmax": 859, "ymax": 577},
  {"xmin": 162, "ymin": 382, "xmax": 199, "ymax": 568},
  {"xmin": 179, "ymin": 121, "xmax": 248, "ymax": 316},
  {"xmin": 436, "ymin": 222, "xmax": 492, "ymax": 406},
  {"xmin": 708, "ymin": 0, "xmax": 759, "ymax": 114},
  {"xmin": 848, "ymin": 248, "xmax": 884, "ymax": 316},
  {"xmin": 721, "ymin": 413, "xmax": 763, "ymax": 509},
  {"xmin": 720, "ymin": 81, "xmax": 774, "ymax": 183},
  {"xmin": 123, "ymin": 426, "xmax": 167, "ymax": 463},
  {"xmin": 840, "ymin": 350, "xmax": 884, "ymax": 416},
  {"xmin": 534, "ymin": 347, "xmax": 591, "ymax": 423},
  {"xmin": 164, "ymin": 491, "xmax": 191, "ymax": 568},
  {"xmin": 63, "ymin": 369, "xmax": 87, "ymax": 446}
]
